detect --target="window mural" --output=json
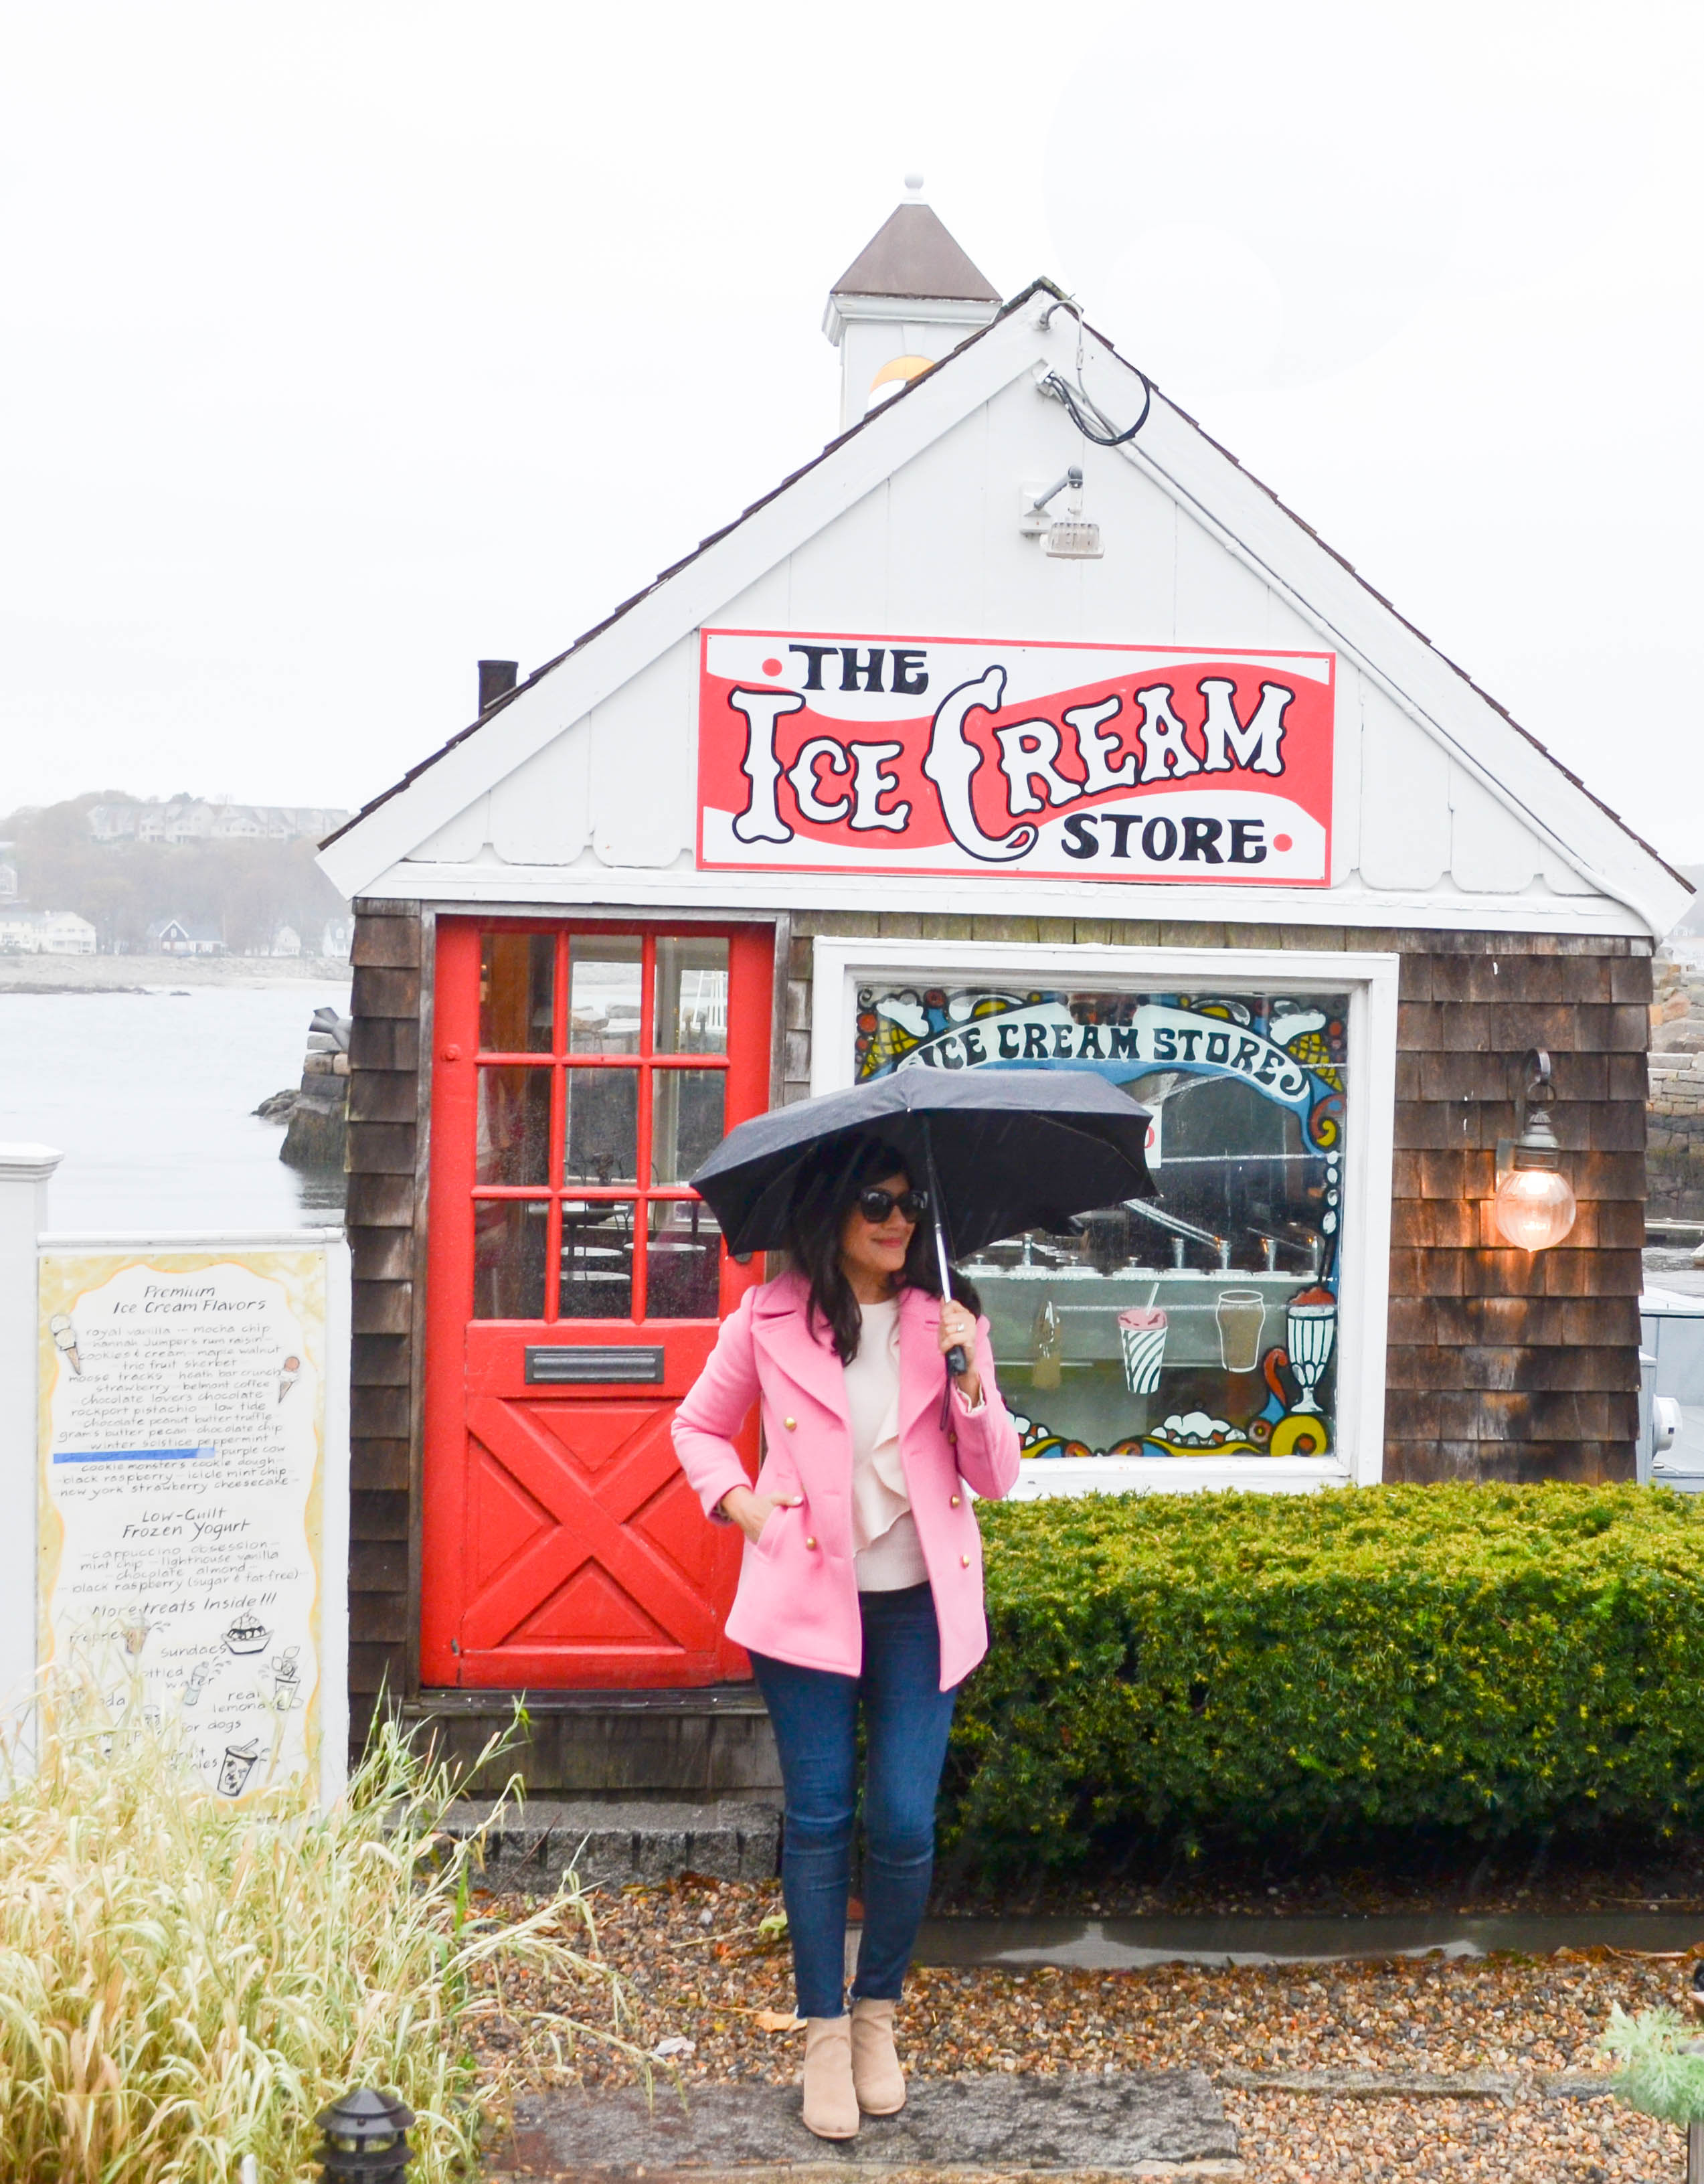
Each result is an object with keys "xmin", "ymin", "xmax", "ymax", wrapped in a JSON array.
[{"xmin": 853, "ymin": 983, "xmax": 1348, "ymax": 1464}]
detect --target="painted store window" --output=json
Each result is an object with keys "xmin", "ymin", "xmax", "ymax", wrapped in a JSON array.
[{"xmin": 855, "ymin": 983, "xmax": 1347, "ymax": 1464}]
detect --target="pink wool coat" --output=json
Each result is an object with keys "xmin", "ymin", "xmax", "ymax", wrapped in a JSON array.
[{"xmin": 671, "ymin": 1270, "xmax": 1021, "ymax": 1689}]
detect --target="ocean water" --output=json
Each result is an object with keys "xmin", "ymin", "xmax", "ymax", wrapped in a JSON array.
[{"xmin": 0, "ymin": 984, "xmax": 353, "ymax": 1232}]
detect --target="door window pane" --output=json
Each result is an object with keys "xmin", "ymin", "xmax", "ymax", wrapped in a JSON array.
[
  {"xmin": 473, "ymin": 1198, "xmax": 547, "ymax": 1319},
  {"xmin": 646, "ymin": 1199, "xmax": 721, "ymax": 1319},
  {"xmin": 853, "ymin": 982, "xmax": 1347, "ymax": 1464},
  {"xmin": 651, "ymin": 1068, "xmax": 726, "ymax": 1185},
  {"xmin": 655, "ymin": 936, "xmax": 729, "ymax": 1054},
  {"xmin": 559, "ymin": 1199, "xmax": 634, "ymax": 1320},
  {"xmin": 476, "ymin": 1066, "xmax": 551, "ymax": 1186},
  {"xmin": 563, "ymin": 1068, "xmax": 638, "ymax": 1184},
  {"xmin": 569, "ymin": 936, "xmax": 644, "ymax": 1054},
  {"xmin": 480, "ymin": 933, "xmax": 554, "ymax": 1053}
]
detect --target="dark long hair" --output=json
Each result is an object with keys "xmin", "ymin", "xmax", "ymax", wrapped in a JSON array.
[{"xmin": 784, "ymin": 1137, "xmax": 981, "ymax": 1364}]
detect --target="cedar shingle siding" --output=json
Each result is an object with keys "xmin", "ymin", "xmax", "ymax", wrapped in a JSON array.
[
  {"xmin": 344, "ymin": 904, "xmax": 1648, "ymax": 1736},
  {"xmin": 345, "ymin": 902, "xmax": 428, "ymax": 1746}
]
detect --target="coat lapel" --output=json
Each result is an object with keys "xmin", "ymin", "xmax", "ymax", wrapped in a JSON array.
[
  {"xmin": 751, "ymin": 1270, "xmax": 849, "ymax": 1423},
  {"xmin": 898, "ymin": 1285, "xmax": 946, "ymax": 1448}
]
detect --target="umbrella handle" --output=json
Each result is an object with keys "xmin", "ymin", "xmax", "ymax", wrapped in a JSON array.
[{"xmin": 921, "ymin": 1120, "xmax": 969, "ymax": 1379}]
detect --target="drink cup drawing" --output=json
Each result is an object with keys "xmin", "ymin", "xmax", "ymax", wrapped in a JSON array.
[
  {"xmin": 1215, "ymin": 1290, "xmax": 1267, "ymax": 1375},
  {"xmin": 218, "ymin": 1738, "xmax": 260, "ymax": 1797},
  {"xmin": 270, "ymin": 1646, "xmax": 301, "ymax": 1705},
  {"xmin": 1285, "ymin": 1287, "xmax": 1338, "ymax": 1413},
  {"xmin": 1117, "ymin": 1308, "xmax": 1169, "ymax": 1394},
  {"xmin": 120, "ymin": 1609, "xmax": 151, "ymax": 1657}
]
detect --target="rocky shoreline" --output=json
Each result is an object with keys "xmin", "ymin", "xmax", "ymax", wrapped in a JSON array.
[
  {"xmin": 254, "ymin": 1004, "xmax": 351, "ymax": 1173},
  {"xmin": 0, "ymin": 952, "xmax": 351, "ymax": 993}
]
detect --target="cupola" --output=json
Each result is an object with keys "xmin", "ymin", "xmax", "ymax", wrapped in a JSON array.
[{"xmin": 822, "ymin": 176, "xmax": 1001, "ymax": 430}]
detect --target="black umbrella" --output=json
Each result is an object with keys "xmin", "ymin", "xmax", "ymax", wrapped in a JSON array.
[{"xmin": 690, "ymin": 1070, "xmax": 1155, "ymax": 1375}]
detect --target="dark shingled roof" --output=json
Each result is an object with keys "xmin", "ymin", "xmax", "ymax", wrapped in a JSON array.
[{"xmin": 829, "ymin": 201, "xmax": 1000, "ymax": 305}]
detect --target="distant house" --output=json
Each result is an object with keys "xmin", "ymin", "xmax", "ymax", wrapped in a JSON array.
[
  {"xmin": 0, "ymin": 861, "xmax": 17, "ymax": 902},
  {"xmin": 269, "ymin": 925, "xmax": 303, "ymax": 956},
  {"xmin": 144, "ymin": 916, "xmax": 224, "ymax": 955},
  {"xmin": 0, "ymin": 909, "xmax": 97, "ymax": 956},
  {"xmin": 321, "ymin": 918, "xmax": 353, "ymax": 960},
  {"xmin": 87, "ymin": 803, "xmax": 141, "ymax": 843},
  {"xmin": 90, "ymin": 799, "xmax": 354, "ymax": 846}
]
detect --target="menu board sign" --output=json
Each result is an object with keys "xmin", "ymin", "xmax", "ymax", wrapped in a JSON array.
[
  {"xmin": 697, "ymin": 628, "xmax": 1334, "ymax": 884},
  {"xmin": 38, "ymin": 1244, "xmax": 345, "ymax": 1804}
]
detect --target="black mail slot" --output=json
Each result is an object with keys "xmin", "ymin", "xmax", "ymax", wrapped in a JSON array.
[{"xmin": 524, "ymin": 1345, "xmax": 665, "ymax": 1385}]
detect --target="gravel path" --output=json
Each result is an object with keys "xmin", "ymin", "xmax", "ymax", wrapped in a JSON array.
[{"xmin": 471, "ymin": 1874, "xmax": 1695, "ymax": 2179}]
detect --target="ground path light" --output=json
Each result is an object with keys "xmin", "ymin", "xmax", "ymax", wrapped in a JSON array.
[
  {"xmin": 1493, "ymin": 1047, "xmax": 1577, "ymax": 1252},
  {"xmin": 313, "ymin": 2087, "xmax": 416, "ymax": 2181}
]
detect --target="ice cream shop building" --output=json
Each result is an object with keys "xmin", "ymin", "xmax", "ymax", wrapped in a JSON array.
[{"xmin": 317, "ymin": 193, "xmax": 1689, "ymax": 1783}]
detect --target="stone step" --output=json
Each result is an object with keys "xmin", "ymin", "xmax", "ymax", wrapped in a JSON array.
[
  {"xmin": 497, "ymin": 2069, "xmax": 1241, "ymax": 2178},
  {"xmin": 441, "ymin": 1796, "xmax": 780, "ymax": 1887}
]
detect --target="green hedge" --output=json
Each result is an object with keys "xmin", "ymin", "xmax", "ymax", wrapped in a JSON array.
[{"xmin": 945, "ymin": 1485, "xmax": 1704, "ymax": 1871}]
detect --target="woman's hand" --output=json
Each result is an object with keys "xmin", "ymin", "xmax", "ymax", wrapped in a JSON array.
[
  {"xmin": 938, "ymin": 1298, "xmax": 982, "ymax": 1405},
  {"xmin": 719, "ymin": 1483, "xmax": 802, "ymax": 1546}
]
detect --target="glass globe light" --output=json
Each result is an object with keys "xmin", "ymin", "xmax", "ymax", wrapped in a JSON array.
[
  {"xmin": 1493, "ymin": 1159, "xmax": 1577, "ymax": 1252},
  {"xmin": 1493, "ymin": 1065, "xmax": 1576, "ymax": 1251}
]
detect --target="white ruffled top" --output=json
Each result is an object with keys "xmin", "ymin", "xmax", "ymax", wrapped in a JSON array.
[{"xmin": 843, "ymin": 1298, "xmax": 929, "ymax": 1591}]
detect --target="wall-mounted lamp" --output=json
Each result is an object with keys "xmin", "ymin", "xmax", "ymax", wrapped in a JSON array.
[
  {"xmin": 1493, "ymin": 1048, "xmax": 1577, "ymax": 1252},
  {"xmin": 1018, "ymin": 466, "xmax": 1104, "ymax": 559}
]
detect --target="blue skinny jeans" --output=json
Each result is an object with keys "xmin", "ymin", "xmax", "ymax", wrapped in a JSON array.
[{"xmin": 749, "ymin": 1582, "xmax": 959, "ymax": 2020}]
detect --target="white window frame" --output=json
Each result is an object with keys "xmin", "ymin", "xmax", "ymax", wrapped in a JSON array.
[{"xmin": 810, "ymin": 935, "xmax": 1399, "ymax": 1497}]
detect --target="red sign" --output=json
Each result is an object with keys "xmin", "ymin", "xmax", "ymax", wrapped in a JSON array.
[{"xmin": 697, "ymin": 630, "xmax": 1334, "ymax": 884}]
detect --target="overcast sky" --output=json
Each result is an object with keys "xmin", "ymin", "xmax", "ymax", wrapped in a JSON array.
[{"xmin": 3, "ymin": 1, "xmax": 1699, "ymax": 861}]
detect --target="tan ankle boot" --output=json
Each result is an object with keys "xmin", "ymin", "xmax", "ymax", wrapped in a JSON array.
[
  {"xmin": 850, "ymin": 1996, "xmax": 906, "ymax": 2114},
  {"xmin": 801, "ymin": 2015, "xmax": 859, "ymax": 2139}
]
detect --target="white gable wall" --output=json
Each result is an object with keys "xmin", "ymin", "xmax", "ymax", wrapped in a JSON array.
[{"xmin": 331, "ymin": 299, "xmax": 1676, "ymax": 938}]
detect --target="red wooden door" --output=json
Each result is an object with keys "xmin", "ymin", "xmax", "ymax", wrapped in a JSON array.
[{"xmin": 421, "ymin": 920, "xmax": 773, "ymax": 1689}]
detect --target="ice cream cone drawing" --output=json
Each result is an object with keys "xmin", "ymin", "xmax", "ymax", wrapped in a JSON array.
[
  {"xmin": 278, "ymin": 1355, "xmax": 301, "ymax": 1404},
  {"xmin": 50, "ymin": 1314, "xmax": 82, "ymax": 1377},
  {"xmin": 270, "ymin": 1646, "xmax": 301, "ymax": 1707}
]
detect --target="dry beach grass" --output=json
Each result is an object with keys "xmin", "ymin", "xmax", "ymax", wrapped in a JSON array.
[
  {"xmin": 0, "ymin": 1701, "xmax": 642, "ymax": 2183},
  {"xmin": 473, "ymin": 1873, "xmax": 1693, "ymax": 2181}
]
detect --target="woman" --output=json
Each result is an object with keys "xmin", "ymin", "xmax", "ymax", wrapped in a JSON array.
[{"xmin": 672, "ymin": 1140, "xmax": 1021, "ymax": 2140}]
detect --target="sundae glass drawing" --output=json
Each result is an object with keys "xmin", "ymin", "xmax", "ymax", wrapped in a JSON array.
[
  {"xmin": 120, "ymin": 1608, "xmax": 152, "ymax": 1657},
  {"xmin": 49, "ymin": 1314, "xmax": 82, "ymax": 1377},
  {"xmin": 1285, "ymin": 1286, "xmax": 1338, "ymax": 1414},
  {"xmin": 223, "ymin": 1615, "xmax": 270, "ymax": 1657}
]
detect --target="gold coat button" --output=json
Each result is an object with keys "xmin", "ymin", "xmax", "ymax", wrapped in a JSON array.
[
  {"xmin": 950, "ymin": 1494, "xmax": 961, "ymax": 1507},
  {"xmin": 960, "ymin": 1553, "xmax": 971, "ymax": 1568},
  {"xmin": 805, "ymin": 1535, "xmax": 817, "ymax": 1550},
  {"xmin": 948, "ymin": 1430, "xmax": 958, "ymax": 1446},
  {"xmin": 784, "ymin": 1416, "xmax": 796, "ymax": 1430}
]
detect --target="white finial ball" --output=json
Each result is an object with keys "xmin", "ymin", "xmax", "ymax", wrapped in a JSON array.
[{"xmin": 904, "ymin": 170, "xmax": 925, "ymax": 195}]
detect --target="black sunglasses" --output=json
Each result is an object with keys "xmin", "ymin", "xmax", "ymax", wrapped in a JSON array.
[{"xmin": 855, "ymin": 1186, "xmax": 929, "ymax": 1225}]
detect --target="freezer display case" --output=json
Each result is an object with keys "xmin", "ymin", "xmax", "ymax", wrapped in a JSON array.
[{"xmin": 853, "ymin": 981, "xmax": 1349, "ymax": 1462}]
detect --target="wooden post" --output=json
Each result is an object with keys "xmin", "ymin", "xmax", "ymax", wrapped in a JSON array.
[
  {"xmin": 0, "ymin": 1145, "xmax": 61, "ymax": 1714},
  {"xmin": 1689, "ymin": 2118, "xmax": 1703, "ymax": 2183}
]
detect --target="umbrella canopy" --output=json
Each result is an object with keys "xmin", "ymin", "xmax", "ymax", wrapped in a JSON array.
[{"xmin": 690, "ymin": 1068, "xmax": 1155, "ymax": 1260}]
